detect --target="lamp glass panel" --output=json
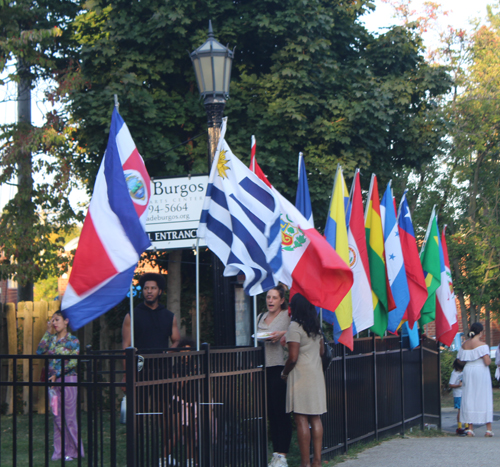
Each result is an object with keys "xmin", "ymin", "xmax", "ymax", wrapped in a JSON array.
[
  {"xmin": 213, "ymin": 56, "xmax": 225, "ymax": 93},
  {"xmin": 199, "ymin": 56, "xmax": 214, "ymax": 92},
  {"xmin": 224, "ymin": 57, "xmax": 232, "ymax": 94},
  {"xmin": 193, "ymin": 59, "xmax": 204, "ymax": 93}
]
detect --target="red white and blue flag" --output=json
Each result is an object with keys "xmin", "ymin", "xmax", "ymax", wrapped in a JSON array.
[{"xmin": 61, "ymin": 108, "xmax": 151, "ymax": 329}]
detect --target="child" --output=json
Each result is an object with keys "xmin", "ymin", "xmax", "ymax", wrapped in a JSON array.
[{"xmin": 449, "ymin": 359, "xmax": 467, "ymax": 435}]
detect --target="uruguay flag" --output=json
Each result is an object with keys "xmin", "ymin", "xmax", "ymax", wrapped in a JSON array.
[
  {"xmin": 295, "ymin": 153, "xmax": 314, "ymax": 226},
  {"xmin": 198, "ymin": 119, "xmax": 283, "ymax": 296},
  {"xmin": 380, "ymin": 182, "xmax": 410, "ymax": 334},
  {"xmin": 62, "ymin": 108, "xmax": 151, "ymax": 330}
]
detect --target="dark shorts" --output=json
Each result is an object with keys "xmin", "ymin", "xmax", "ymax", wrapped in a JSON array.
[{"xmin": 454, "ymin": 397, "xmax": 461, "ymax": 409}]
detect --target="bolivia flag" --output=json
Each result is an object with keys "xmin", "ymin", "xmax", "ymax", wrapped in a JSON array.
[
  {"xmin": 419, "ymin": 207, "xmax": 441, "ymax": 328},
  {"xmin": 365, "ymin": 174, "xmax": 395, "ymax": 337},
  {"xmin": 323, "ymin": 166, "xmax": 354, "ymax": 349},
  {"xmin": 435, "ymin": 226, "xmax": 458, "ymax": 346}
]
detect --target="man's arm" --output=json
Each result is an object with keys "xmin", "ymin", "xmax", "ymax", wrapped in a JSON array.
[
  {"xmin": 122, "ymin": 313, "xmax": 132, "ymax": 350},
  {"xmin": 170, "ymin": 315, "xmax": 181, "ymax": 348}
]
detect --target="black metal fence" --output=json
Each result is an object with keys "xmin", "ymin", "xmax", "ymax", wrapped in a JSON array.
[
  {"xmin": 320, "ymin": 335, "xmax": 440, "ymax": 461},
  {"xmin": 0, "ymin": 336, "xmax": 440, "ymax": 466}
]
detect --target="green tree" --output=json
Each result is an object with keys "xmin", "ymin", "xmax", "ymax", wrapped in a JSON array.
[
  {"xmin": 0, "ymin": 0, "xmax": 84, "ymax": 295},
  {"xmin": 67, "ymin": 0, "xmax": 451, "ymax": 226}
]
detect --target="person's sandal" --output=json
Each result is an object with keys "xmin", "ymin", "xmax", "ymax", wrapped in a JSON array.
[
  {"xmin": 465, "ymin": 430, "xmax": 475, "ymax": 437},
  {"xmin": 485, "ymin": 430, "xmax": 494, "ymax": 437}
]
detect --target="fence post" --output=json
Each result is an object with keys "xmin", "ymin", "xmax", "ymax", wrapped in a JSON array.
[
  {"xmin": 86, "ymin": 345, "xmax": 95, "ymax": 465},
  {"xmin": 373, "ymin": 334, "xmax": 379, "ymax": 440},
  {"xmin": 5, "ymin": 302, "xmax": 16, "ymax": 415},
  {"xmin": 202, "ymin": 343, "xmax": 212, "ymax": 467},
  {"xmin": 437, "ymin": 342, "xmax": 441, "ymax": 430},
  {"xmin": 342, "ymin": 344, "xmax": 348, "ymax": 453},
  {"xmin": 21, "ymin": 301, "xmax": 34, "ymax": 414},
  {"xmin": 420, "ymin": 338, "xmax": 425, "ymax": 430},
  {"xmin": 126, "ymin": 346, "xmax": 137, "ymax": 467},
  {"xmin": 400, "ymin": 334, "xmax": 405, "ymax": 436}
]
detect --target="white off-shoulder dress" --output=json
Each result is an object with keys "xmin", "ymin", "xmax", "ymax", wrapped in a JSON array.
[{"xmin": 458, "ymin": 344, "xmax": 493, "ymax": 424}]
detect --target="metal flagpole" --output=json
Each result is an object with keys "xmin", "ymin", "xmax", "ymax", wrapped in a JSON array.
[
  {"xmin": 253, "ymin": 296, "xmax": 258, "ymax": 347},
  {"xmin": 320, "ymin": 308, "xmax": 323, "ymax": 327},
  {"xmin": 195, "ymin": 239, "xmax": 200, "ymax": 351},
  {"xmin": 130, "ymin": 282, "xmax": 134, "ymax": 348}
]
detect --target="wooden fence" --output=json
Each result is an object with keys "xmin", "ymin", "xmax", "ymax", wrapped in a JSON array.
[{"xmin": 0, "ymin": 300, "xmax": 62, "ymax": 415}]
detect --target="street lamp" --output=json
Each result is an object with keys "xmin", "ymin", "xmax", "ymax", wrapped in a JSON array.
[
  {"xmin": 190, "ymin": 21, "xmax": 236, "ymax": 346},
  {"xmin": 189, "ymin": 20, "xmax": 235, "ymax": 166}
]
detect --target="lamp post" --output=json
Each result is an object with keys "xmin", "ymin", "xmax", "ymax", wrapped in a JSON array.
[{"xmin": 190, "ymin": 21, "xmax": 236, "ymax": 346}]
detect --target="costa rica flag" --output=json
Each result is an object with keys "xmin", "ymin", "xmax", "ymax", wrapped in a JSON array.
[{"xmin": 61, "ymin": 108, "xmax": 151, "ymax": 329}]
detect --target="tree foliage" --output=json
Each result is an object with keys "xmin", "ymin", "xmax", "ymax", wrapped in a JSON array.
[
  {"xmin": 0, "ymin": 0, "xmax": 84, "ymax": 285},
  {"xmin": 68, "ymin": 0, "xmax": 451, "ymax": 225}
]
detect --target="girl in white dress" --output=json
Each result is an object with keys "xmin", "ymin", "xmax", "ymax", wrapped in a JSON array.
[{"xmin": 457, "ymin": 322, "xmax": 494, "ymax": 437}]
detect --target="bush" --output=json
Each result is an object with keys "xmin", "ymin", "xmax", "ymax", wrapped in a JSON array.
[
  {"xmin": 442, "ymin": 349, "xmax": 499, "ymax": 391},
  {"xmin": 440, "ymin": 350, "xmax": 457, "ymax": 393}
]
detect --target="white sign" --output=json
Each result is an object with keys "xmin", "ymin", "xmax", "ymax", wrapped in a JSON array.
[{"xmin": 145, "ymin": 175, "xmax": 208, "ymax": 250}]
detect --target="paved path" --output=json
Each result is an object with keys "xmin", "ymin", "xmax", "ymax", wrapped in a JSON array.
[{"xmin": 335, "ymin": 409, "xmax": 500, "ymax": 467}]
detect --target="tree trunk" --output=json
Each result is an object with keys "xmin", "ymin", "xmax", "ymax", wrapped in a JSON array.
[
  {"xmin": 167, "ymin": 250, "xmax": 183, "ymax": 336},
  {"xmin": 16, "ymin": 59, "xmax": 34, "ymax": 302},
  {"xmin": 485, "ymin": 304, "xmax": 490, "ymax": 347},
  {"xmin": 452, "ymin": 258, "xmax": 469, "ymax": 333}
]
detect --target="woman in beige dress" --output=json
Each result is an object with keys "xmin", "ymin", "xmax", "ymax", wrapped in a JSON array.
[{"xmin": 281, "ymin": 293, "xmax": 326, "ymax": 467}]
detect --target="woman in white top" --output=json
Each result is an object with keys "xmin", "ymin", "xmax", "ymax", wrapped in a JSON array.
[
  {"xmin": 457, "ymin": 322, "xmax": 493, "ymax": 437},
  {"xmin": 257, "ymin": 285, "xmax": 292, "ymax": 467}
]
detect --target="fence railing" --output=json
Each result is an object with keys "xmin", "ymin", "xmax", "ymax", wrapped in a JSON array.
[{"xmin": 0, "ymin": 335, "xmax": 440, "ymax": 467}]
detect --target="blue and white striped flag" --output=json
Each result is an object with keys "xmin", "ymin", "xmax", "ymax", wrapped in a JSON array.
[{"xmin": 198, "ymin": 118, "xmax": 283, "ymax": 296}]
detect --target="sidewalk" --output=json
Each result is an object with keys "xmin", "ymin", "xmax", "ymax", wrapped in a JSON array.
[{"xmin": 335, "ymin": 410, "xmax": 500, "ymax": 467}]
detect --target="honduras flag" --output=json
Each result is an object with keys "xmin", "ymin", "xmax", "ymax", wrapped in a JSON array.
[
  {"xmin": 62, "ymin": 108, "xmax": 152, "ymax": 329},
  {"xmin": 380, "ymin": 181, "xmax": 410, "ymax": 334},
  {"xmin": 198, "ymin": 118, "xmax": 282, "ymax": 296},
  {"xmin": 295, "ymin": 153, "xmax": 314, "ymax": 226}
]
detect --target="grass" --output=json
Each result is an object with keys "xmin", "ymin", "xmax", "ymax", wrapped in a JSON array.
[
  {"xmin": 441, "ymin": 387, "xmax": 500, "ymax": 411},
  {"xmin": 0, "ymin": 412, "xmax": 127, "ymax": 467}
]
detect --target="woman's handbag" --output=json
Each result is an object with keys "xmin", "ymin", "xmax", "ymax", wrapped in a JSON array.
[{"xmin": 321, "ymin": 331, "xmax": 334, "ymax": 373}]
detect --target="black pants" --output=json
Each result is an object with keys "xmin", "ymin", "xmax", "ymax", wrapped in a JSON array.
[{"xmin": 266, "ymin": 366, "xmax": 292, "ymax": 454}]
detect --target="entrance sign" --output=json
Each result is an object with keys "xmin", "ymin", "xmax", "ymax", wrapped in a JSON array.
[{"xmin": 146, "ymin": 175, "xmax": 208, "ymax": 250}]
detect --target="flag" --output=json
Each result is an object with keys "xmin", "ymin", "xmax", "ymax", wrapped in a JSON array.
[
  {"xmin": 397, "ymin": 191, "xmax": 428, "ymax": 329},
  {"xmin": 295, "ymin": 153, "xmax": 314, "ymax": 226},
  {"xmin": 419, "ymin": 207, "xmax": 441, "ymax": 328},
  {"xmin": 435, "ymin": 225, "xmax": 458, "ymax": 346},
  {"xmin": 365, "ymin": 174, "xmax": 395, "ymax": 337},
  {"xmin": 250, "ymin": 157, "xmax": 353, "ymax": 313},
  {"xmin": 347, "ymin": 169, "xmax": 374, "ymax": 333},
  {"xmin": 198, "ymin": 119, "xmax": 283, "ymax": 296},
  {"xmin": 62, "ymin": 108, "xmax": 152, "ymax": 330},
  {"xmin": 401, "ymin": 321, "xmax": 420, "ymax": 349},
  {"xmin": 322, "ymin": 166, "xmax": 353, "ymax": 349},
  {"xmin": 381, "ymin": 182, "xmax": 410, "ymax": 334}
]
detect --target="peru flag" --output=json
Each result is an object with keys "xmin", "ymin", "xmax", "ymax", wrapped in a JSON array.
[
  {"xmin": 250, "ymin": 156, "xmax": 353, "ymax": 313},
  {"xmin": 61, "ymin": 108, "xmax": 151, "ymax": 329}
]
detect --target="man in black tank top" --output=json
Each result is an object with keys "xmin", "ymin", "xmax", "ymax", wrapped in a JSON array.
[{"xmin": 122, "ymin": 273, "xmax": 181, "ymax": 352}]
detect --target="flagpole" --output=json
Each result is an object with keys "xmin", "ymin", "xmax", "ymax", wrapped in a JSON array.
[
  {"xmin": 195, "ymin": 239, "xmax": 200, "ymax": 351},
  {"xmin": 250, "ymin": 135, "xmax": 258, "ymax": 348},
  {"xmin": 130, "ymin": 282, "xmax": 134, "ymax": 348},
  {"xmin": 253, "ymin": 296, "xmax": 258, "ymax": 347}
]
